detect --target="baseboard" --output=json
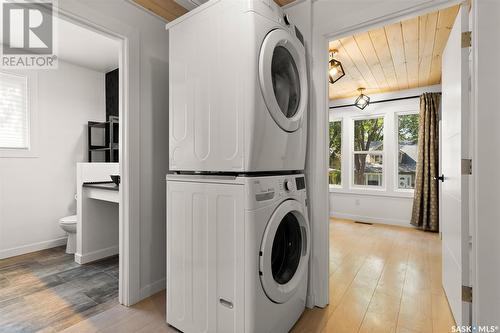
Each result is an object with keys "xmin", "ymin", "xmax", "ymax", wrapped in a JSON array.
[
  {"xmin": 0, "ymin": 237, "xmax": 68, "ymax": 259},
  {"xmin": 139, "ymin": 278, "xmax": 166, "ymax": 300},
  {"xmin": 330, "ymin": 212, "xmax": 412, "ymax": 227},
  {"xmin": 75, "ymin": 245, "xmax": 118, "ymax": 264}
]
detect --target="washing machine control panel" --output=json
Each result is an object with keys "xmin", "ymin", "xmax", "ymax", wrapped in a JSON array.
[
  {"xmin": 251, "ymin": 175, "xmax": 305, "ymax": 201},
  {"xmin": 249, "ymin": 175, "xmax": 306, "ymax": 206}
]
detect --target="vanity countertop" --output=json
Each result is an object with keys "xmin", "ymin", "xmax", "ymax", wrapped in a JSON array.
[{"xmin": 83, "ymin": 181, "xmax": 119, "ymax": 191}]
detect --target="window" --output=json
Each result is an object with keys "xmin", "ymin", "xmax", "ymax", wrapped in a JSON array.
[
  {"xmin": 397, "ymin": 113, "xmax": 419, "ymax": 189},
  {"xmin": 0, "ymin": 72, "xmax": 29, "ymax": 149},
  {"xmin": 329, "ymin": 121, "xmax": 341, "ymax": 186},
  {"xmin": 353, "ymin": 117, "xmax": 384, "ymax": 187}
]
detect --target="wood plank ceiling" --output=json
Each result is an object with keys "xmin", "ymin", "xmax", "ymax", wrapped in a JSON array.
[
  {"xmin": 134, "ymin": 0, "xmax": 295, "ymax": 22},
  {"xmin": 329, "ymin": 5, "xmax": 459, "ymax": 100}
]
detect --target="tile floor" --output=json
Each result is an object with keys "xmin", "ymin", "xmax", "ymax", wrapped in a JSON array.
[{"xmin": 0, "ymin": 247, "xmax": 119, "ymax": 332}]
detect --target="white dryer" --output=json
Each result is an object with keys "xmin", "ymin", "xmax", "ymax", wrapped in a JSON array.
[
  {"xmin": 166, "ymin": 173, "xmax": 310, "ymax": 332},
  {"xmin": 167, "ymin": 0, "xmax": 308, "ymax": 172}
]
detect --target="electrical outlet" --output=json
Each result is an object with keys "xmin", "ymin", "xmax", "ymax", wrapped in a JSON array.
[{"xmin": 355, "ymin": 199, "xmax": 360, "ymax": 206}]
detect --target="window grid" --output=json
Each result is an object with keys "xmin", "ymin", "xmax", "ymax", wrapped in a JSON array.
[
  {"xmin": 352, "ymin": 117, "xmax": 384, "ymax": 188},
  {"xmin": 0, "ymin": 72, "xmax": 29, "ymax": 150}
]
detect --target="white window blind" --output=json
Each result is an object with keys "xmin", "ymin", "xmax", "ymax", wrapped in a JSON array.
[{"xmin": 0, "ymin": 72, "xmax": 29, "ymax": 149}]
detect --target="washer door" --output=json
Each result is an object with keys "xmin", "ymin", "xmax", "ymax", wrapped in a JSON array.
[
  {"xmin": 259, "ymin": 29, "xmax": 308, "ymax": 133},
  {"xmin": 259, "ymin": 199, "xmax": 310, "ymax": 304}
]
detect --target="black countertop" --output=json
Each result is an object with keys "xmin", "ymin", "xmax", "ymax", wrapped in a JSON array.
[{"xmin": 83, "ymin": 181, "xmax": 119, "ymax": 191}]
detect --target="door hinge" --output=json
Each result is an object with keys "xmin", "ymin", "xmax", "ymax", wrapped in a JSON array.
[
  {"xmin": 462, "ymin": 159, "xmax": 472, "ymax": 175},
  {"xmin": 462, "ymin": 31, "xmax": 472, "ymax": 48},
  {"xmin": 462, "ymin": 285, "xmax": 473, "ymax": 303}
]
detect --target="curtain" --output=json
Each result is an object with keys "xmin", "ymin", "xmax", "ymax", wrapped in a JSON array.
[{"xmin": 410, "ymin": 93, "xmax": 441, "ymax": 232}]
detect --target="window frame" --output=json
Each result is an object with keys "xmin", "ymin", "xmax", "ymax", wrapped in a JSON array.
[
  {"xmin": 0, "ymin": 70, "xmax": 38, "ymax": 158},
  {"xmin": 350, "ymin": 114, "xmax": 386, "ymax": 190},
  {"xmin": 328, "ymin": 119, "xmax": 343, "ymax": 189},
  {"xmin": 394, "ymin": 110, "xmax": 419, "ymax": 193}
]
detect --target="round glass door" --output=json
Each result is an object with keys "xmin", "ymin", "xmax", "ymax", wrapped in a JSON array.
[
  {"xmin": 259, "ymin": 200, "xmax": 310, "ymax": 304},
  {"xmin": 259, "ymin": 29, "xmax": 307, "ymax": 133},
  {"xmin": 271, "ymin": 46, "xmax": 301, "ymax": 119},
  {"xmin": 271, "ymin": 212, "xmax": 302, "ymax": 284}
]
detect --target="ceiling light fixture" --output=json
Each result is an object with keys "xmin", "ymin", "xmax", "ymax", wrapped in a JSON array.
[
  {"xmin": 328, "ymin": 49, "xmax": 345, "ymax": 84},
  {"xmin": 354, "ymin": 88, "xmax": 370, "ymax": 110}
]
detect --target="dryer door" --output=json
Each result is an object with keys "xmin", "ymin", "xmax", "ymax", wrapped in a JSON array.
[
  {"xmin": 259, "ymin": 199, "xmax": 310, "ymax": 304},
  {"xmin": 259, "ymin": 29, "xmax": 308, "ymax": 133}
]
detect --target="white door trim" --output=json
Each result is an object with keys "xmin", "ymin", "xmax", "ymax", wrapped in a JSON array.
[
  {"xmin": 308, "ymin": 0, "xmax": 466, "ymax": 309},
  {"xmin": 55, "ymin": 1, "xmax": 141, "ymax": 306}
]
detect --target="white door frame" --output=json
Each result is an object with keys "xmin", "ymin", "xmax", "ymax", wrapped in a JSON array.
[
  {"xmin": 310, "ymin": 0, "xmax": 469, "ymax": 310},
  {"xmin": 55, "ymin": 1, "xmax": 141, "ymax": 306}
]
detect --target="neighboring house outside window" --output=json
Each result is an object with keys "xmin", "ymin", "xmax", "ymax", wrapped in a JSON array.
[
  {"xmin": 353, "ymin": 117, "xmax": 384, "ymax": 187},
  {"xmin": 0, "ymin": 72, "xmax": 29, "ymax": 150},
  {"xmin": 397, "ymin": 113, "xmax": 419, "ymax": 189}
]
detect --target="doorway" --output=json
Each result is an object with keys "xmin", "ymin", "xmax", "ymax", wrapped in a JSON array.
[
  {"xmin": 320, "ymin": 2, "xmax": 471, "ymax": 331},
  {"xmin": 0, "ymin": 11, "xmax": 125, "ymax": 331}
]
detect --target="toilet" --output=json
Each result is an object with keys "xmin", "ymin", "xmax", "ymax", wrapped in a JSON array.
[{"xmin": 59, "ymin": 215, "xmax": 77, "ymax": 254}]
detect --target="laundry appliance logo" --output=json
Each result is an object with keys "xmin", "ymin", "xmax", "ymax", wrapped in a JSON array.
[{"xmin": 1, "ymin": 0, "xmax": 58, "ymax": 69}]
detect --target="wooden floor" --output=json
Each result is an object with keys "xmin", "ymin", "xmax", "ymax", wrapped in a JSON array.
[
  {"xmin": 0, "ymin": 247, "xmax": 119, "ymax": 332},
  {"xmin": 64, "ymin": 219, "xmax": 455, "ymax": 333},
  {"xmin": 290, "ymin": 219, "xmax": 456, "ymax": 333}
]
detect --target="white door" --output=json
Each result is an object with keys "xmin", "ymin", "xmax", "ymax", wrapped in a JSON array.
[{"xmin": 441, "ymin": 4, "xmax": 471, "ymax": 327}]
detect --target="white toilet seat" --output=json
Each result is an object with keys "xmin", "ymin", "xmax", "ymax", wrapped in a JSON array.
[{"xmin": 59, "ymin": 215, "xmax": 77, "ymax": 254}]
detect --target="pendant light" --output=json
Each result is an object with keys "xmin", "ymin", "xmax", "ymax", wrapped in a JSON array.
[
  {"xmin": 328, "ymin": 49, "xmax": 345, "ymax": 84},
  {"xmin": 354, "ymin": 88, "xmax": 370, "ymax": 110}
]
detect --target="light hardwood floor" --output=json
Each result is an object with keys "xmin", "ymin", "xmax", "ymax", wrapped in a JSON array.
[
  {"xmin": 290, "ymin": 219, "xmax": 456, "ymax": 333},
  {"xmin": 62, "ymin": 219, "xmax": 456, "ymax": 333}
]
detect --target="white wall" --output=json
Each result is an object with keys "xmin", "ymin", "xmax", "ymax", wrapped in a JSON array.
[
  {"xmin": 0, "ymin": 61, "xmax": 106, "ymax": 259},
  {"xmin": 312, "ymin": 0, "xmax": 459, "ymax": 38},
  {"xmin": 284, "ymin": 0, "xmax": 326, "ymax": 309},
  {"xmin": 329, "ymin": 86, "xmax": 441, "ymax": 226},
  {"xmin": 59, "ymin": 0, "xmax": 170, "ymax": 302}
]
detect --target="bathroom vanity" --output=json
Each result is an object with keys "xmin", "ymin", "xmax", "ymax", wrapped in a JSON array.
[
  {"xmin": 76, "ymin": 163, "xmax": 120, "ymax": 264},
  {"xmin": 83, "ymin": 182, "xmax": 119, "ymax": 203}
]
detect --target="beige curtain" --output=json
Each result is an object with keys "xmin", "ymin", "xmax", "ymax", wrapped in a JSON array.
[{"xmin": 410, "ymin": 93, "xmax": 441, "ymax": 231}]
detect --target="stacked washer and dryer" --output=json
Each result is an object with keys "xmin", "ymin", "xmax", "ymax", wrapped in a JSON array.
[{"xmin": 166, "ymin": 1, "xmax": 310, "ymax": 332}]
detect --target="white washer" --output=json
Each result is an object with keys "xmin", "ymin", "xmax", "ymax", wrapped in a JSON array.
[
  {"xmin": 166, "ymin": 173, "xmax": 310, "ymax": 333},
  {"xmin": 167, "ymin": 0, "xmax": 308, "ymax": 172}
]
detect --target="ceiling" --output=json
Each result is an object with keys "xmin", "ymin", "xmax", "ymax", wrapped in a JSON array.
[
  {"xmin": 133, "ymin": 0, "xmax": 296, "ymax": 21},
  {"xmin": 0, "ymin": 17, "xmax": 120, "ymax": 72},
  {"xmin": 57, "ymin": 18, "xmax": 119, "ymax": 72},
  {"xmin": 329, "ymin": 5, "xmax": 459, "ymax": 100}
]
